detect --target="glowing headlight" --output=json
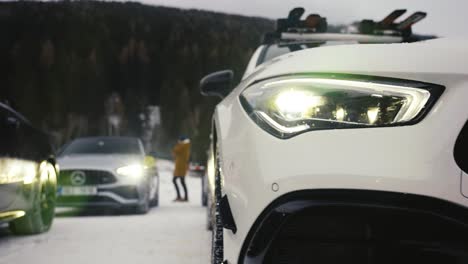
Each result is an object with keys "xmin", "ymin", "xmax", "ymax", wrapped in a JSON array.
[
  {"xmin": 240, "ymin": 75, "xmax": 443, "ymax": 138},
  {"xmin": 0, "ymin": 158, "xmax": 38, "ymax": 184},
  {"xmin": 116, "ymin": 164, "xmax": 144, "ymax": 178}
]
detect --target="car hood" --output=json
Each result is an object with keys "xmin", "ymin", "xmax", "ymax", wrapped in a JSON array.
[
  {"xmin": 57, "ymin": 154, "xmax": 143, "ymax": 171},
  {"xmin": 246, "ymin": 38, "xmax": 468, "ymax": 88}
]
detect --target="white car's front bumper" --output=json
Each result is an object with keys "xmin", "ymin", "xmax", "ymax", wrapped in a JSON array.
[{"xmin": 56, "ymin": 169, "xmax": 145, "ymax": 208}]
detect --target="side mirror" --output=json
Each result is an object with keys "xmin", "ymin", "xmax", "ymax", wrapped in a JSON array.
[
  {"xmin": 6, "ymin": 116, "xmax": 20, "ymax": 130},
  {"xmin": 200, "ymin": 70, "xmax": 234, "ymax": 99},
  {"xmin": 144, "ymin": 155, "xmax": 157, "ymax": 168}
]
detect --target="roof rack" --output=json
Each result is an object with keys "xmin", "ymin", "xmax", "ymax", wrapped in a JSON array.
[
  {"xmin": 263, "ymin": 8, "xmax": 433, "ymax": 45},
  {"xmin": 280, "ymin": 32, "xmax": 402, "ymax": 43}
]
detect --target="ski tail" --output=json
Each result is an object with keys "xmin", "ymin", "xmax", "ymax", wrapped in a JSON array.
[
  {"xmin": 379, "ymin": 9, "xmax": 407, "ymax": 27},
  {"xmin": 397, "ymin": 12, "xmax": 427, "ymax": 30}
]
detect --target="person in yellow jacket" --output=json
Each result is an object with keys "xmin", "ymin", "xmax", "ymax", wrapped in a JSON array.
[{"xmin": 172, "ymin": 136, "xmax": 191, "ymax": 202}]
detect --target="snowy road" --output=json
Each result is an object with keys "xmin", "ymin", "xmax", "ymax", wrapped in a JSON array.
[{"xmin": 0, "ymin": 160, "xmax": 210, "ymax": 264}]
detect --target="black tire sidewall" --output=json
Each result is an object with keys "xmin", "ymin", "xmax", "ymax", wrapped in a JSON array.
[
  {"xmin": 211, "ymin": 142, "xmax": 224, "ymax": 264},
  {"xmin": 152, "ymin": 183, "xmax": 159, "ymax": 207},
  {"xmin": 206, "ymin": 193, "xmax": 213, "ymax": 231},
  {"xmin": 138, "ymin": 194, "xmax": 150, "ymax": 214},
  {"xmin": 10, "ymin": 171, "xmax": 54, "ymax": 235},
  {"xmin": 202, "ymin": 175, "xmax": 208, "ymax": 206}
]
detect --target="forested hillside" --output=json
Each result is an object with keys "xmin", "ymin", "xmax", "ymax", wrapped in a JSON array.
[{"xmin": 0, "ymin": 1, "xmax": 274, "ymax": 159}]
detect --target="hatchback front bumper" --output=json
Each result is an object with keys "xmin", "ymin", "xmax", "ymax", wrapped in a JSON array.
[{"xmin": 239, "ymin": 190, "xmax": 468, "ymax": 264}]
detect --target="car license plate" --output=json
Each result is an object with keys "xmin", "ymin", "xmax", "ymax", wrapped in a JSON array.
[{"xmin": 58, "ymin": 186, "xmax": 98, "ymax": 196}]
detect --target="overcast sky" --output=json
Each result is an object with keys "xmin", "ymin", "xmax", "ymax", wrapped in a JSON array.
[{"xmin": 129, "ymin": 0, "xmax": 467, "ymax": 37}]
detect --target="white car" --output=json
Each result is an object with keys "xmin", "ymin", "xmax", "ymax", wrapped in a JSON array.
[
  {"xmin": 56, "ymin": 137, "xmax": 159, "ymax": 214},
  {"xmin": 202, "ymin": 9, "xmax": 434, "ymax": 228},
  {"xmin": 200, "ymin": 37, "xmax": 468, "ymax": 264},
  {"xmin": 202, "ymin": 9, "xmax": 436, "ymax": 234}
]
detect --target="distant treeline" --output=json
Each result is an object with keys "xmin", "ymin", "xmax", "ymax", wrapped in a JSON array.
[{"xmin": 0, "ymin": 1, "xmax": 276, "ymax": 160}]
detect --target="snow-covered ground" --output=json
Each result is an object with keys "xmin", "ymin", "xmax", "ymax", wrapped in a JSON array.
[{"xmin": 0, "ymin": 160, "xmax": 210, "ymax": 264}]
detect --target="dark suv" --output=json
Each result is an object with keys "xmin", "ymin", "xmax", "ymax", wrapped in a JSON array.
[{"xmin": 0, "ymin": 103, "xmax": 58, "ymax": 235}]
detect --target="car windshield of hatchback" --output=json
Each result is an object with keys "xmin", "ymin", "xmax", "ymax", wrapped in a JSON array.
[{"xmin": 61, "ymin": 138, "xmax": 141, "ymax": 155}]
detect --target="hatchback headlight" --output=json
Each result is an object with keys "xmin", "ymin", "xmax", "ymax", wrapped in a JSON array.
[{"xmin": 240, "ymin": 75, "xmax": 443, "ymax": 138}]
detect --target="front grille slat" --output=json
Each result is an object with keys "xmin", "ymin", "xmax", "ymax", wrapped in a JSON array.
[
  {"xmin": 57, "ymin": 195, "xmax": 116, "ymax": 203},
  {"xmin": 265, "ymin": 207, "xmax": 468, "ymax": 264},
  {"xmin": 58, "ymin": 170, "xmax": 117, "ymax": 186}
]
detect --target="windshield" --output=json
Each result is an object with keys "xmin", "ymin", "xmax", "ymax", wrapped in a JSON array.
[{"xmin": 62, "ymin": 137, "xmax": 142, "ymax": 155}]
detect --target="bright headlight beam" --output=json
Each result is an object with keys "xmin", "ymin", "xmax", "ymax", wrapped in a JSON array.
[
  {"xmin": 116, "ymin": 164, "xmax": 144, "ymax": 178},
  {"xmin": 367, "ymin": 107, "xmax": 380, "ymax": 124},
  {"xmin": 262, "ymin": 78, "xmax": 431, "ymax": 123},
  {"xmin": 23, "ymin": 162, "xmax": 38, "ymax": 184},
  {"xmin": 336, "ymin": 107, "xmax": 345, "ymax": 121},
  {"xmin": 274, "ymin": 90, "xmax": 324, "ymax": 120},
  {"xmin": 0, "ymin": 158, "xmax": 38, "ymax": 184},
  {"xmin": 241, "ymin": 75, "xmax": 441, "ymax": 139}
]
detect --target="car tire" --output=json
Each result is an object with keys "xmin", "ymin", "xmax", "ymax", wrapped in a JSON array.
[
  {"xmin": 136, "ymin": 200, "xmax": 149, "ymax": 214},
  {"xmin": 135, "ymin": 189, "xmax": 150, "ymax": 214},
  {"xmin": 150, "ymin": 194, "xmax": 159, "ymax": 207},
  {"xmin": 202, "ymin": 175, "xmax": 208, "ymax": 207},
  {"xmin": 150, "ymin": 180, "xmax": 159, "ymax": 208},
  {"xmin": 206, "ymin": 192, "xmax": 213, "ymax": 231},
  {"xmin": 211, "ymin": 142, "xmax": 223, "ymax": 264},
  {"xmin": 9, "ymin": 163, "xmax": 57, "ymax": 235}
]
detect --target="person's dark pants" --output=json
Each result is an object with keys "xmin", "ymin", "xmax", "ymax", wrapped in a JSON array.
[{"xmin": 173, "ymin": 176, "xmax": 188, "ymax": 200}]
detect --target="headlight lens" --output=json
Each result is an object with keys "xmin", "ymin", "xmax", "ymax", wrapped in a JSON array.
[
  {"xmin": 116, "ymin": 164, "xmax": 144, "ymax": 178},
  {"xmin": 0, "ymin": 158, "xmax": 38, "ymax": 184},
  {"xmin": 240, "ymin": 75, "xmax": 443, "ymax": 138}
]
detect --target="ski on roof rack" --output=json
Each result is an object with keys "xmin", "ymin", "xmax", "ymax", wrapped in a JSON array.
[
  {"xmin": 275, "ymin": 7, "xmax": 328, "ymax": 34},
  {"xmin": 263, "ymin": 8, "xmax": 433, "ymax": 45},
  {"xmin": 380, "ymin": 9, "xmax": 407, "ymax": 27},
  {"xmin": 359, "ymin": 10, "xmax": 427, "ymax": 37}
]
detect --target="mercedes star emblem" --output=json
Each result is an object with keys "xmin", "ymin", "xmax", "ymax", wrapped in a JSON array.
[{"xmin": 70, "ymin": 171, "xmax": 86, "ymax": 186}]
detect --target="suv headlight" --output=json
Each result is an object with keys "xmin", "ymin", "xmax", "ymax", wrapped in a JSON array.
[
  {"xmin": 0, "ymin": 158, "xmax": 38, "ymax": 184},
  {"xmin": 240, "ymin": 75, "xmax": 444, "ymax": 139}
]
